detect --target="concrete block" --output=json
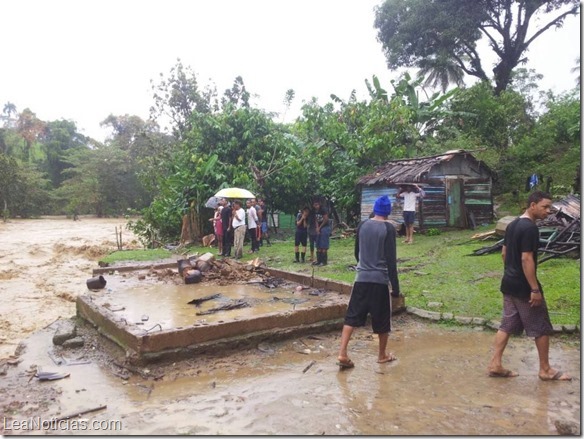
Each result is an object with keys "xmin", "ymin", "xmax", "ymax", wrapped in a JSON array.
[
  {"xmin": 412, "ymin": 308, "xmax": 441, "ymax": 321},
  {"xmin": 441, "ymin": 312, "xmax": 454, "ymax": 320},
  {"xmin": 53, "ymin": 320, "xmax": 77, "ymax": 345},
  {"xmin": 472, "ymin": 317, "xmax": 486, "ymax": 326},
  {"xmin": 552, "ymin": 324, "xmax": 564, "ymax": 334},
  {"xmin": 62, "ymin": 337, "xmax": 84, "ymax": 349},
  {"xmin": 455, "ymin": 316, "xmax": 473, "ymax": 325},
  {"xmin": 486, "ymin": 320, "xmax": 501, "ymax": 331},
  {"xmin": 198, "ymin": 252, "xmax": 215, "ymax": 263},
  {"xmin": 562, "ymin": 325, "xmax": 577, "ymax": 334}
]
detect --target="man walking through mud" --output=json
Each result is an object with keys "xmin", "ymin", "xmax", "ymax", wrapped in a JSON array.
[
  {"xmin": 337, "ymin": 195, "xmax": 400, "ymax": 368},
  {"xmin": 487, "ymin": 191, "xmax": 571, "ymax": 381}
]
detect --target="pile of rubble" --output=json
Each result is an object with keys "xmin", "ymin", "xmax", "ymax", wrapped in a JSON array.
[
  {"xmin": 471, "ymin": 194, "xmax": 580, "ymax": 263},
  {"xmin": 177, "ymin": 252, "xmax": 272, "ymax": 284}
]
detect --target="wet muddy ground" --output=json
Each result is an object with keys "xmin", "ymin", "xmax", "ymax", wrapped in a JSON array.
[{"xmin": 0, "ymin": 217, "xmax": 580, "ymax": 435}]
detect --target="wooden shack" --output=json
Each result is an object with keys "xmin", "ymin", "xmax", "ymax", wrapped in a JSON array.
[{"xmin": 358, "ymin": 150, "xmax": 494, "ymax": 229}]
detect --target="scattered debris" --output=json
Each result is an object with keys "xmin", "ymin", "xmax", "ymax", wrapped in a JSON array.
[
  {"xmin": 187, "ymin": 293, "xmax": 222, "ymax": 306},
  {"xmin": 36, "ymin": 371, "xmax": 71, "ymax": 381},
  {"xmin": 54, "ymin": 405, "xmax": 107, "ymax": 421},
  {"xmin": 309, "ymin": 289, "xmax": 324, "ymax": 296},
  {"xmin": 302, "ymin": 360, "xmax": 316, "ymax": 373},
  {"xmin": 471, "ymin": 196, "xmax": 580, "ymax": 262},
  {"xmin": 196, "ymin": 299, "xmax": 250, "ymax": 316},
  {"xmin": 52, "ymin": 320, "xmax": 77, "ymax": 346},
  {"xmin": 145, "ymin": 323, "xmax": 162, "ymax": 332},
  {"xmin": 62, "ymin": 337, "xmax": 85, "ymax": 349},
  {"xmin": 470, "ymin": 230, "xmax": 497, "ymax": 240},
  {"xmin": 257, "ymin": 343, "xmax": 275, "ymax": 354},
  {"xmin": 86, "ymin": 275, "xmax": 107, "ymax": 290}
]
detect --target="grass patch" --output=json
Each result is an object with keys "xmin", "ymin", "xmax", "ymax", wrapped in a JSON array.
[{"xmin": 99, "ymin": 248, "xmax": 173, "ymax": 264}]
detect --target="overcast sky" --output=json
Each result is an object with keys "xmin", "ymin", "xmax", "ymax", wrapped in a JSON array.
[{"xmin": 1, "ymin": 0, "xmax": 580, "ymax": 142}]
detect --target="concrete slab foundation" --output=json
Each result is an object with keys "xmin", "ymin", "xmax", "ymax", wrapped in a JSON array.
[{"xmin": 78, "ymin": 261, "xmax": 406, "ymax": 364}]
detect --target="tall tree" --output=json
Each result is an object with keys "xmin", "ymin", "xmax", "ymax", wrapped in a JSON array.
[
  {"xmin": 149, "ymin": 59, "xmax": 215, "ymax": 139},
  {"xmin": 39, "ymin": 120, "xmax": 88, "ymax": 188},
  {"xmin": 16, "ymin": 108, "xmax": 45, "ymax": 161},
  {"xmin": 374, "ymin": 0, "xmax": 579, "ymax": 94}
]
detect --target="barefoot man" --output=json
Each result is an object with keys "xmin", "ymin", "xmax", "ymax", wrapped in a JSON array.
[
  {"xmin": 337, "ymin": 195, "xmax": 400, "ymax": 368},
  {"xmin": 488, "ymin": 191, "xmax": 571, "ymax": 381}
]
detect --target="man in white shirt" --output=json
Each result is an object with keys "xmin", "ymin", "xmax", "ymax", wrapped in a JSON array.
[
  {"xmin": 396, "ymin": 184, "xmax": 425, "ymax": 244},
  {"xmin": 246, "ymin": 199, "xmax": 259, "ymax": 253},
  {"xmin": 231, "ymin": 200, "xmax": 247, "ymax": 259}
]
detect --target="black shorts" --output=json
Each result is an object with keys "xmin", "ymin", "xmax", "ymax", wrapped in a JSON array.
[
  {"xmin": 344, "ymin": 282, "xmax": 391, "ymax": 333},
  {"xmin": 295, "ymin": 229, "xmax": 308, "ymax": 246},
  {"xmin": 403, "ymin": 211, "xmax": 415, "ymax": 226}
]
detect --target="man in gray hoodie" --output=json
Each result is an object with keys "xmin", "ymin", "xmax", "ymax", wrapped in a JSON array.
[{"xmin": 337, "ymin": 195, "xmax": 400, "ymax": 368}]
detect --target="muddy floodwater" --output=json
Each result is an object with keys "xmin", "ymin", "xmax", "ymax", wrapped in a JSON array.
[{"xmin": 0, "ymin": 217, "xmax": 580, "ymax": 435}]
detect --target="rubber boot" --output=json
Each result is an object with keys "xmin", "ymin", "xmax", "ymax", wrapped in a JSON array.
[
  {"xmin": 322, "ymin": 251, "xmax": 328, "ymax": 266},
  {"xmin": 313, "ymin": 252, "xmax": 322, "ymax": 266},
  {"xmin": 294, "ymin": 251, "xmax": 300, "ymax": 263},
  {"xmin": 301, "ymin": 252, "xmax": 305, "ymax": 263}
]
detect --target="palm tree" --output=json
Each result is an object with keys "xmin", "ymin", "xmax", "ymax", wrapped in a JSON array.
[
  {"xmin": 417, "ymin": 53, "xmax": 466, "ymax": 93},
  {"xmin": 2, "ymin": 102, "xmax": 17, "ymax": 127}
]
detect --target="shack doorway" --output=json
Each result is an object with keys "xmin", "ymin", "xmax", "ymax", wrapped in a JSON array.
[{"xmin": 446, "ymin": 178, "xmax": 466, "ymax": 227}]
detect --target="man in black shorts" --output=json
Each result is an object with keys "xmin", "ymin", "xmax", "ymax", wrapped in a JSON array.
[
  {"xmin": 337, "ymin": 195, "xmax": 400, "ymax": 368},
  {"xmin": 487, "ymin": 191, "xmax": 571, "ymax": 381}
]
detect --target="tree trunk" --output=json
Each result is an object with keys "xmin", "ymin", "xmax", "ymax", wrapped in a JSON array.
[{"xmin": 180, "ymin": 207, "xmax": 201, "ymax": 245}]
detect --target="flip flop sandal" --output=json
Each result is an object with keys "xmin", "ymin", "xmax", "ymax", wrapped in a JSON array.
[
  {"xmin": 539, "ymin": 370, "xmax": 572, "ymax": 381},
  {"xmin": 488, "ymin": 369, "xmax": 518, "ymax": 378},
  {"xmin": 336, "ymin": 358, "xmax": 355, "ymax": 369}
]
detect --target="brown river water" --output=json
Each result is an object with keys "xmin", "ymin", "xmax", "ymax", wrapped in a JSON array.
[{"xmin": 0, "ymin": 217, "xmax": 580, "ymax": 435}]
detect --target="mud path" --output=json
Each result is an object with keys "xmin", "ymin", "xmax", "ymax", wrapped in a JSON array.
[
  {"xmin": 0, "ymin": 217, "xmax": 139, "ymax": 358},
  {"xmin": 0, "ymin": 217, "xmax": 580, "ymax": 435}
]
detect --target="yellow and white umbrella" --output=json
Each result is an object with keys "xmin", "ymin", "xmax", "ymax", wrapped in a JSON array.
[{"xmin": 214, "ymin": 187, "xmax": 255, "ymax": 199}]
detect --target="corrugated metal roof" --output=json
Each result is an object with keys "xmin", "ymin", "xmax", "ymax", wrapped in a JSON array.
[
  {"xmin": 358, "ymin": 150, "xmax": 491, "ymax": 186},
  {"xmin": 552, "ymin": 194, "xmax": 580, "ymax": 220}
]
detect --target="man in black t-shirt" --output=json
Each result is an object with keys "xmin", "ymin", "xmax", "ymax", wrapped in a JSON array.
[{"xmin": 487, "ymin": 191, "xmax": 571, "ymax": 381}]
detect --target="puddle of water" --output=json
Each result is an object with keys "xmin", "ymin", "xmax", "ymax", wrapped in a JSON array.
[{"xmin": 91, "ymin": 282, "xmax": 321, "ymax": 329}]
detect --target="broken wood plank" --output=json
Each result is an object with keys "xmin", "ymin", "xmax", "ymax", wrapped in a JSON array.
[
  {"xmin": 195, "ymin": 300, "xmax": 250, "ymax": 316},
  {"xmin": 187, "ymin": 293, "xmax": 222, "ymax": 306},
  {"xmin": 303, "ymin": 360, "xmax": 316, "ymax": 373},
  {"xmin": 470, "ymin": 230, "xmax": 496, "ymax": 240},
  {"xmin": 54, "ymin": 405, "xmax": 107, "ymax": 421}
]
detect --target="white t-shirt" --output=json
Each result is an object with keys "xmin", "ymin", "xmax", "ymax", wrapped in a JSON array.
[
  {"xmin": 247, "ymin": 207, "xmax": 258, "ymax": 229},
  {"xmin": 232, "ymin": 208, "xmax": 246, "ymax": 228},
  {"xmin": 402, "ymin": 191, "xmax": 422, "ymax": 212}
]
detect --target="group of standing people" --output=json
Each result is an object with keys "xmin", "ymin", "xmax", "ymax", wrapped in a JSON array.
[
  {"xmin": 211, "ymin": 198, "xmax": 270, "ymax": 260},
  {"xmin": 293, "ymin": 199, "xmax": 331, "ymax": 266}
]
